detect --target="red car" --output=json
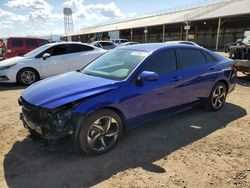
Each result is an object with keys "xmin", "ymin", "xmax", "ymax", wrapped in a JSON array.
[{"xmin": 4, "ymin": 37, "xmax": 49, "ymax": 59}]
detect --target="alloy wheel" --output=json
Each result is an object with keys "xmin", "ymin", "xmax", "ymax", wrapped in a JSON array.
[
  {"xmin": 87, "ymin": 116, "xmax": 119, "ymax": 152},
  {"xmin": 20, "ymin": 71, "xmax": 36, "ymax": 85},
  {"xmin": 212, "ymin": 85, "xmax": 226, "ymax": 109}
]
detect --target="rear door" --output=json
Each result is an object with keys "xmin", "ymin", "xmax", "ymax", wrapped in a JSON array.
[
  {"xmin": 177, "ymin": 48, "xmax": 219, "ymax": 104},
  {"xmin": 66, "ymin": 43, "xmax": 102, "ymax": 71},
  {"xmin": 39, "ymin": 44, "xmax": 70, "ymax": 77}
]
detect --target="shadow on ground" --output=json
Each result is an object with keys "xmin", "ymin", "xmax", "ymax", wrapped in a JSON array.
[
  {"xmin": 4, "ymin": 103, "xmax": 246, "ymax": 188},
  {"xmin": 237, "ymin": 74, "xmax": 250, "ymax": 87},
  {"xmin": 0, "ymin": 83, "xmax": 27, "ymax": 91}
]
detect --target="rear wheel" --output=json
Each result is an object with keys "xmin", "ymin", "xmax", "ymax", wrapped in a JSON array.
[
  {"xmin": 206, "ymin": 82, "xmax": 227, "ymax": 111},
  {"xmin": 17, "ymin": 68, "xmax": 39, "ymax": 85},
  {"xmin": 78, "ymin": 109, "xmax": 123, "ymax": 155}
]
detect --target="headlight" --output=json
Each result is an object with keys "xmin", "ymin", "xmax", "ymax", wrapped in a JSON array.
[{"xmin": 49, "ymin": 102, "xmax": 80, "ymax": 130}]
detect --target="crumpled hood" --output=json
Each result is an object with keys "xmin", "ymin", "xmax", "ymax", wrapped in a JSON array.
[
  {"xmin": 0, "ymin": 56, "xmax": 29, "ymax": 67},
  {"xmin": 21, "ymin": 71, "xmax": 123, "ymax": 109}
]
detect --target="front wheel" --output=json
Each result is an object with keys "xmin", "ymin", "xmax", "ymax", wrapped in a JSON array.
[
  {"xmin": 78, "ymin": 109, "xmax": 123, "ymax": 155},
  {"xmin": 206, "ymin": 82, "xmax": 227, "ymax": 111},
  {"xmin": 17, "ymin": 68, "xmax": 39, "ymax": 85}
]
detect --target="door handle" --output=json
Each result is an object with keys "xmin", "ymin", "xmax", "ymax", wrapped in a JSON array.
[{"xmin": 173, "ymin": 76, "xmax": 183, "ymax": 82}]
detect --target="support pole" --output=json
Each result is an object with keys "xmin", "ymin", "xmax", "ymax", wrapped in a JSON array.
[
  {"xmin": 180, "ymin": 25, "xmax": 183, "ymax": 40},
  {"xmin": 195, "ymin": 25, "xmax": 198, "ymax": 43},
  {"xmin": 144, "ymin": 27, "xmax": 147, "ymax": 43},
  {"xmin": 216, "ymin": 17, "xmax": 221, "ymax": 51},
  {"xmin": 130, "ymin": 29, "xmax": 133, "ymax": 41},
  {"xmin": 162, "ymin": 25, "xmax": 165, "ymax": 42},
  {"xmin": 185, "ymin": 25, "xmax": 189, "ymax": 41}
]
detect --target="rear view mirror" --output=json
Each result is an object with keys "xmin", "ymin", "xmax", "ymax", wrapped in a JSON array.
[
  {"xmin": 138, "ymin": 71, "xmax": 159, "ymax": 81},
  {"xmin": 43, "ymin": 53, "xmax": 51, "ymax": 60}
]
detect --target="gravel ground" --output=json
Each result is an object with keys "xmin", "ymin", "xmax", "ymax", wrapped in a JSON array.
[{"xmin": 0, "ymin": 74, "xmax": 249, "ymax": 188}]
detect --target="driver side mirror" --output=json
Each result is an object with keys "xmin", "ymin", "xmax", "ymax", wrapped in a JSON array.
[
  {"xmin": 138, "ymin": 71, "xmax": 160, "ymax": 82},
  {"xmin": 43, "ymin": 53, "xmax": 51, "ymax": 60}
]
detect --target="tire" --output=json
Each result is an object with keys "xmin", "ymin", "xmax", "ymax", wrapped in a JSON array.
[
  {"xmin": 78, "ymin": 109, "xmax": 123, "ymax": 155},
  {"xmin": 17, "ymin": 68, "xmax": 39, "ymax": 85},
  {"xmin": 205, "ymin": 82, "xmax": 227, "ymax": 111}
]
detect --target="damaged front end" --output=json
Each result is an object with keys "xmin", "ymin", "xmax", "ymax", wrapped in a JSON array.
[{"xmin": 19, "ymin": 97, "xmax": 79, "ymax": 142}]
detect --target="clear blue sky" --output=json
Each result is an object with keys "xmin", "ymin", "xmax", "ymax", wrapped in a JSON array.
[{"xmin": 0, "ymin": 0, "xmax": 222, "ymax": 38}]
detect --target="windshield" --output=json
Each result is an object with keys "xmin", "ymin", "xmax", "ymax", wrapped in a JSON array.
[
  {"xmin": 81, "ymin": 49, "xmax": 150, "ymax": 80},
  {"xmin": 24, "ymin": 44, "xmax": 51, "ymax": 58}
]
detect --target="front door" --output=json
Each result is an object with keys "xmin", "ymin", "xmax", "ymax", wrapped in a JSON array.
[{"xmin": 127, "ymin": 49, "xmax": 184, "ymax": 125}]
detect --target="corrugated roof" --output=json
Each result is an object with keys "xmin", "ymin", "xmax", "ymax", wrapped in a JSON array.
[
  {"xmin": 193, "ymin": 0, "xmax": 250, "ymax": 20},
  {"xmin": 64, "ymin": 0, "xmax": 250, "ymax": 37}
]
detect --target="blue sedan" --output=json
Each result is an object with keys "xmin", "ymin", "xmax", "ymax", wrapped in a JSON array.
[{"xmin": 19, "ymin": 43, "xmax": 236, "ymax": 155}]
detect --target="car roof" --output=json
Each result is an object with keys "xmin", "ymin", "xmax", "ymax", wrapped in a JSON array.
[
  {"xmin": 165, "ymin": 41, "xmax": 198, "ymax": 45},
  {"xmin": 47, "ymin": 41, "xmax": 93, "ymax": 47},
  {"xmin": 119, "ymin": 43, "xmax": 202, "ymax": 53},
  {"xmin": 92, "ymin": 41, "xmax": 114, "ymax": 43},
  {"xmin": 7, "ymin": 37, "xmax": 48, "ymax": 40}
]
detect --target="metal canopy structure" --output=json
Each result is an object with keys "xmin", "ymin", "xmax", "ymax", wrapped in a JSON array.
[
  {"xmin": 61, "ymin": 0, "xmax": 250, "ymax": 50},
  {"xmin": 64, "ymin": 0, "xmax": 250, "ymax": 37}
]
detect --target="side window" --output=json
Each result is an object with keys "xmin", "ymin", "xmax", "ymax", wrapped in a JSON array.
[
  {"xmin": 143, "ymin": 49, "xmax": 177, "ymax": 75},
  {"xmin": 179, "ymin": 49, "xmax": 207, "ymax": 69},
  {"xmin": 101, "ymin": 42, "xmax": 112, "ymax": 47},
  {"xmin": 95, "ymin": 43, "xmax": 102, "ymax": 48},
  {"xmin": 12, "ymin": 39, "xmax": 23, "ymax": 47},
  {"xmin": 25, "ymin": 39, "xmax": 38, "ymax": 47},
  {"xmin": 68, "ymin": 44, "xmax": 94, "ymax": 53},
  {"xmin": 202, "ymin": 51, "xmax": 217, "ymax": 64},
  {"xmin": 44, "ymin": 45, "xmax": 67, "ymax": 56},
  {"xmin": 121, "ymin": 40, "xmax": 128, "ymax": 43}
]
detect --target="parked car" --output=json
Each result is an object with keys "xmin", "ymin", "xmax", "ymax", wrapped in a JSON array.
[
  {"xmin": 19, "ymin": 43, "xmax": 236, "ymax": 155},
  {"xmin": 91, "ymin": 41, "xmax": 116, "ymax": 50},
  {"xmin": 165, "ymin": 40, "xmax": 201, "ymax": 47},
  {"xmin": 119, "ymin": 42, "xmax": 139, "ymax": 46},
  {"xmin": 224, "ymin": 38, "xmax": 243, "ymax": 53},
  {"xmin": 0, "ymin": 42, "xmax": 106, "ymax": 85},
  {"xmin": 111, "ymin": 39, "xmax": 129, "ymax": 46},
  {"xmin": 4, "ymin": 37, "xmax": 49, "ymax": 59}
]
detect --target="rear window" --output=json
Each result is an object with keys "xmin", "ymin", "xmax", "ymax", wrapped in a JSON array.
[
  {"xmin": 25, "ymin": 39, "xmax": 38, "ymax": 47},
  {"xmin": 179, "ymin": 49, "xmax": 207, "ymax": 69},
  {"xmin": 68, "ymin": 44, "xmax": 94, "ymax": 53},
  {"xmin": 100, "ymin": 42, "xmax": 114, "ymax": 47},
  {"xmin": 12, "ymin": 39, "xmax": 23, "ymax": 47},
  {"xmin": 120, "ymin": 39, "xmax": 128, "ymax": 43},
  {"xmin": 202, "ymin": 51, "xmax": 217, "ymax": 63}
]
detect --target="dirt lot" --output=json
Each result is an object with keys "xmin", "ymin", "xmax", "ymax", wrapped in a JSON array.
[{"xmin": 0, "ymin": 75, "xmax": 249, "ymax": 188}]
